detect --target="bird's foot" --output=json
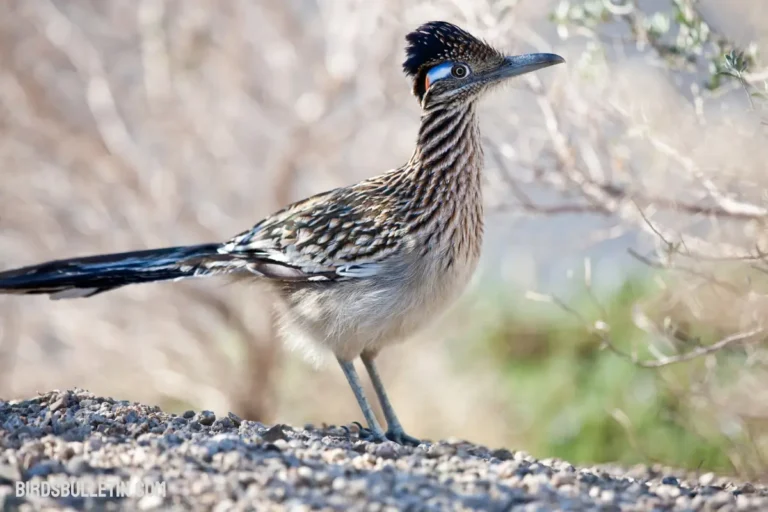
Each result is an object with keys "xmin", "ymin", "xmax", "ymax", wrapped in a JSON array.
[
  {"xmin": 385, "ymin": 428, "xmax": 421, "ymax": 447},
  {"xmin": 351, "ymin": 421, "xmax": 387, "ymax": 443},
  {"xmin": 349, "ymin": 422, "xmax": 421, "ymax": 446}
]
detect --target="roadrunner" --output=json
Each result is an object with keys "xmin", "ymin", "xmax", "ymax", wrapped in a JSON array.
[{"xmin": 0, "ymin": 22, "xmax": 563, "ymax": 445}]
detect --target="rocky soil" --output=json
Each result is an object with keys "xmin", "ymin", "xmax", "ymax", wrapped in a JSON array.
[{"xmin": 0, "ymin": 389, "xmax": 766, "ymax": 511}]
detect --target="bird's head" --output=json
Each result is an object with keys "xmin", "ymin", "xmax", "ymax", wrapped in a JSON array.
[{"xmin": 403, "ymin": 21, "xmax": 564, "ymax": 109}]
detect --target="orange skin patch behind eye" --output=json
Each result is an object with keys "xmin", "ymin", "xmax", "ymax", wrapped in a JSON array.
[{"xmin": 424, "ymin": 75, "xmax": 431, "ymax": 91}]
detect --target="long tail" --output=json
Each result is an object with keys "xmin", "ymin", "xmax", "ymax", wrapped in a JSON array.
[{"xmin": 0, "ymin": 243, "xmax": 227, "ymax": 299}]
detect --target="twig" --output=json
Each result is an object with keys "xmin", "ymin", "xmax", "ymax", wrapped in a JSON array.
[
  {"xmin": 627, "ymin": 248, "xmax": 742, "ymax": 295},
  {"xmin": 602, "ymin": 327, "xmax": 764, "ymax": 368}
]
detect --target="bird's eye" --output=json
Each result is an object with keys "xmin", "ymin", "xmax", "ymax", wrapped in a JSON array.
[{"xmin": 451, "ymin": 64, "xmax": 469, "ymax": 78}]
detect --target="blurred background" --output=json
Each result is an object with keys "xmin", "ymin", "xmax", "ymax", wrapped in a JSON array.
[{"xmin": 2, "ymin": 0, "xmax": 768, "ymax": 478}]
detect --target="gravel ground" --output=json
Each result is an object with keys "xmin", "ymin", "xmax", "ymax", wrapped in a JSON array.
[{"xmin": 0, "ymin": 390, "xmax": 766, "ymax": 511}]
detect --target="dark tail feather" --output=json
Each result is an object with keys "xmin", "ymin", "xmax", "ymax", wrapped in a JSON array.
[{"xmin": 0, "ymin": 243, "xmax": 225, "ymax": 299}]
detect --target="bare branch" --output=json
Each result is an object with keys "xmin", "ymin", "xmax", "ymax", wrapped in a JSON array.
[
  {"xmin": 602, "ymin": 327, "xmax": 765, "ymax": 369},
  {"xmin": 626, "ymin": 248, "xmax": 743, "ymax": 295}
]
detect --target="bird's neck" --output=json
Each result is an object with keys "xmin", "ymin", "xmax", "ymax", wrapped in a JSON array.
[
  {"xmin": 405, "ymin": 102, "xmax": 484, "ymax": 196},
  {"xmin": 397, "ymin": 101, "xmax": 484, "ymax": 261}
]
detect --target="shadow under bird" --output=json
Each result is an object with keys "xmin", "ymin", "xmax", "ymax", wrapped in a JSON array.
[{"xmin": 0, "ymin": 21, "xmax": 563, "ymax": 445}]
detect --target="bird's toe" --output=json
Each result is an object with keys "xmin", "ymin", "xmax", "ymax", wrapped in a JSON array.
[
  {"xmin": 385, "ymin": 429, "xmax": 421, "ymax": 446},
  {"xmin": 351, "ymin": 421, "xmax": 388, "ymax": 443}
]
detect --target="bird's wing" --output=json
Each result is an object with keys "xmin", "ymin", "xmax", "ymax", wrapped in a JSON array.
[{"xmin": 219, "ymin": 186, "xmax": 408, "ymax": 282}]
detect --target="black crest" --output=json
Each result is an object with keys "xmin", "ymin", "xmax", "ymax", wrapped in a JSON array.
[{"xmin": 402, "ymin": 22, "xmax": 502, "ymax": 100}]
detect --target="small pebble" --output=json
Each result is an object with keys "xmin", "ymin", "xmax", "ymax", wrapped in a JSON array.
[
  {"xmin": 65, "ymin": 456, "xmax": 91, "ymax": 475},
  {"xmin": 699, "ymin": 472, "xmax": 716, "ymax": 486},
  {"xmin": 661, "ymin": 476, "xmax": 679, "ymax": 486},
  {"xmin": 0, "ymin": 464, "xmax": 22, "ymax": 483},
  {"xmin": 262, "ymin": 424, "xmax": 289, "ymax": 442},
  {"xmin": 197, "ymin": 411, "xmax": 216, "ymax": 426},
  {"xmin": 551, "ymin": 472, "xmax": 576, "ymax": 487},
  {"xmin": 138, "ymin": 495, "xmax": 164, "ymax": 510},
  {"xmin": 227, "ymin": 412, "xmax": 243, "ymax": 427}
]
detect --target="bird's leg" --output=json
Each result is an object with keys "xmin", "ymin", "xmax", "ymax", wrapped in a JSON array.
[
  {"xmin": 336, "ymin": 358, "xmax": 387, "ymax": 443},
  {"xmin": 361, "ymin": 352, "xmax": 421, "ymax": 446}
]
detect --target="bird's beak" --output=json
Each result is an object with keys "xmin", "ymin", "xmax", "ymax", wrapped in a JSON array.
[{"xmin": 489, "ymin": 53, "xmax": 565, "ymax": 81}]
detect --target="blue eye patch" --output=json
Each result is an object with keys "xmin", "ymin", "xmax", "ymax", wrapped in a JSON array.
[
  {"xmin": 424, "ymin": 62, "xmax": 456, "ymax": 90},
  {"xmin": 426, "ymin": 62, "xmax": 454, "ymax": 85}
]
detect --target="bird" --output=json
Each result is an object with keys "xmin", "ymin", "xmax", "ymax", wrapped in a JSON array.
[{"xmin": 0, "ymin": 21, "xmax": 563, "ymax": 445}]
